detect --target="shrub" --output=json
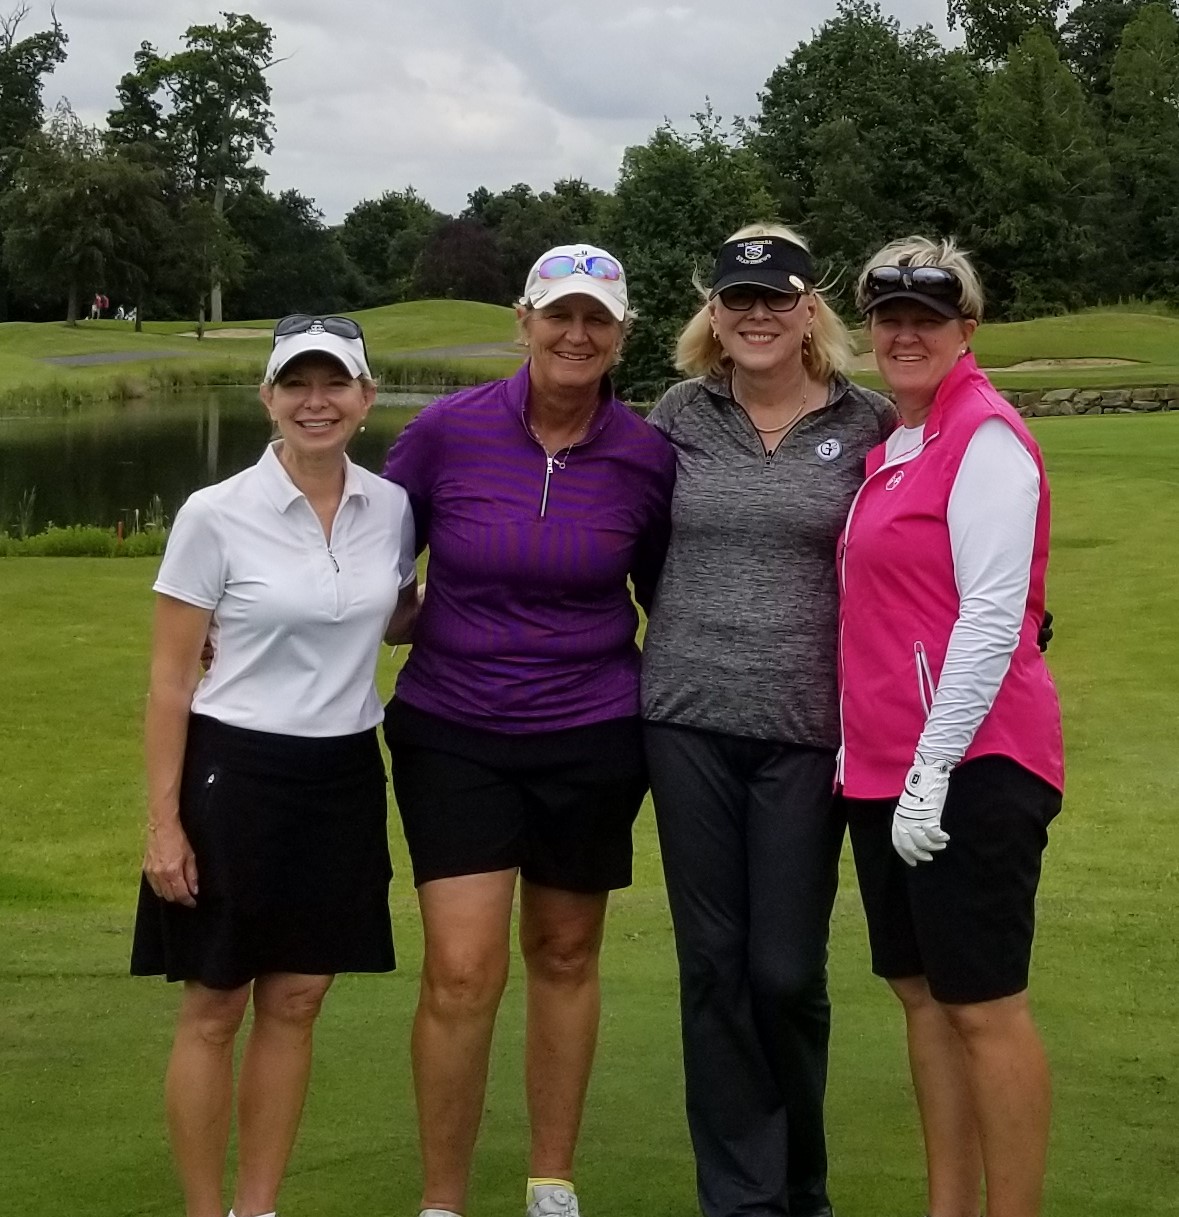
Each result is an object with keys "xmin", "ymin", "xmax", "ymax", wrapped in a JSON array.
[{"xmin": 0, "ymin": 525, "xmax": 168, "ymax": 558}]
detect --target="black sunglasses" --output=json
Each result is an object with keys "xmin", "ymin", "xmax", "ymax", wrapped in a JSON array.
[
  {"xmin": 716, "ymin": 286, "xmax": 804, "ymax": 314},
  {"xmin": 864, "ymin": 265, "xmax": 961, "ymax": 301},
  {"xmin": 272, "ymin": 314, "xmax": 366, "ymax": 345}
]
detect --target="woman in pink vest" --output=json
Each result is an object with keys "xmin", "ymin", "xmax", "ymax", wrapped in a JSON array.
[{"xmin": 837, "ymin": 236, "xmax": 1064, "ymax": 1217}]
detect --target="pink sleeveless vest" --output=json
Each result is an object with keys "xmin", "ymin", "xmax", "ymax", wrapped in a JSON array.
[{"xmin": 836, "ymin": 355, "xmax": 1064, "ymax": 799}]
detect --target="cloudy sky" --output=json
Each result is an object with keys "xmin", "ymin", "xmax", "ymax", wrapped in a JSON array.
[{"xmin": 30, "ymin": 0, "xmax": 954, "ymax": 223}]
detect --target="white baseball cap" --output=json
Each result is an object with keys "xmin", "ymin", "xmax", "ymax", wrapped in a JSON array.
[
  {"xmin": 264, "ymin": 321, "xmax": 371, "ymax": 383},
  {"xmin": 523, "ymin": 244, "xmax": 629, "ymax": 321}
]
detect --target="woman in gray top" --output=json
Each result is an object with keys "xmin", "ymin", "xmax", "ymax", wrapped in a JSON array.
[{"xmin": 642, "ymin": 224, "xmax": 895, "ymax": 1217}]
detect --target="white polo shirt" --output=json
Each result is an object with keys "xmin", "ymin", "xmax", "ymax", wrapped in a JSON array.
[{"xmin": 154, "ymin": 442, "xmax": 416, "ymax": 737}]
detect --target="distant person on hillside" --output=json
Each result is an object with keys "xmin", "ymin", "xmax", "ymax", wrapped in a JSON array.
[
  {"xmin": 840, "ymin": 236, "xmax": 1064, "ymax": 1217},
  {"xmin": 126, "ymin": 306, "xmax": 137, "ymax": 324},
  {"xmin": 115, "ymin": 305, "xmax": 126, "ymax": 321},
  {"xmin": 640, "ymin": 225, "xmax": 895, "ymax": 1217},
  {"xmin": 380, "ymin": 244, "xmax": 675, "ymax": 1217},
  {"xmin": 131, "ymin": 315, "xmax": 418, "ymax": 1217},
  {"xmin": 90, "ymin": 293, "xmax": 102, "ymax": 320}
]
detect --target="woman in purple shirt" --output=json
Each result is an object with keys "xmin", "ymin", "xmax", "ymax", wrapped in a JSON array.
[{"xmin": 380, "ymin": 244, "xmax": 675, "ymax": 1217}]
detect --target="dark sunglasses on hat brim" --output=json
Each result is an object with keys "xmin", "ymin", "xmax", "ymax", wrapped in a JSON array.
[
  {"xmin": 862, "ymin": 266, "xmax": 963, "ymax": 312},
  {"xmin": 271, "ymin": 314, "xmax": 370, "ymax": 372},
  {"xmin": 272, "ymin": 314, "xmax": 366, "ymax": 344}
]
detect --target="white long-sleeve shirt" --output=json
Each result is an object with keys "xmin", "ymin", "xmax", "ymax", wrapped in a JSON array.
[{"xmin": 878, "ymin": 417, "xmax": 1041, "ymax": 765}]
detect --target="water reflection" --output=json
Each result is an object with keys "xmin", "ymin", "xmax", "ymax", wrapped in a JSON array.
[{"xmin": 0, "ymin": 387, "xmax": 436, "ymax": 533}]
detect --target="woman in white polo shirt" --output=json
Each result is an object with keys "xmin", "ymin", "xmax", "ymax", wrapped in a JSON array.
[{"xmin": 131, "ymin": 316, "xmax": 418, "ymax": 1217}]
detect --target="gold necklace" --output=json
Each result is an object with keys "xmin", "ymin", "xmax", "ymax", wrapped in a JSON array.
[{"xmin": 741, "ymin": 379, "xmax": 809, "ymax": 435}]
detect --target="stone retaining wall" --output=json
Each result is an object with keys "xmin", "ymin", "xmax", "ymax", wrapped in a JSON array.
[{"xmin": 998, "ymin": 386, "xmax": 1179, "ymax": 416}]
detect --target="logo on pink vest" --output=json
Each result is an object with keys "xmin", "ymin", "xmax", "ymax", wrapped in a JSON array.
[{"xmin": 885, "ymin": 470, "xmax": 905, "ymax": 491}]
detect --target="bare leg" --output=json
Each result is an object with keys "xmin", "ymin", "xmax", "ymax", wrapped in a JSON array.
[
  {"xmin": 889, "ymin": 977, "xmax": 982, "ymax": 1217},
  {"xmin": 520, "ymin": 881, "xmax": 609, "ymax": 1180},
  {"xmin": 231, "ymin": 972, "xmax": 334, "ymax": 1217},
  {"xmin": 414, "ymin": 870, "xmax": 518, "ymax": 1214},
  {"xmin": 944, "ymin": 991, "xmax": 1050, "ymax": 1217},
  {"xmin": 165, "ymin": 981, "xmax": 251, "ymax": 1217}
]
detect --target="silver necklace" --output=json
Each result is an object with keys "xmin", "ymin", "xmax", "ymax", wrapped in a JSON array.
[{"xmin": 528, "ymin": 405, "xmax": 596, "ymax": 455}]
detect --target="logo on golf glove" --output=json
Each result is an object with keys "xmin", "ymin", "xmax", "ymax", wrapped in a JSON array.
[{"xmin": 892, "ymin": 759, "xmax": 952, "ymax": 867}]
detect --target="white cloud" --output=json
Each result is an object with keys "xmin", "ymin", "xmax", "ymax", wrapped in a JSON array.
[{"xmin": 27, "ymin": 0, "xmax": 954, "ymax": 222}]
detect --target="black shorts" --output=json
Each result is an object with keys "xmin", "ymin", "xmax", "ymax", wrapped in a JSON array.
[
  {"xmin": 131, "ymin": 714, "xmax": 395, "ymax": 989},
  {"xmin": 843, "ymin": 755, "xmax": 1061, "ymax": 1005},
  {"xmin": 384, "ymin": 698, "xmax": 648, "ymax": 892}
]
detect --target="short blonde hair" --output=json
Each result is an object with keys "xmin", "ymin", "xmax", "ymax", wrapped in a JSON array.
[
  {"xmin": 856, "ymin": 235, "xmax": 985, "ymax": 323},
  {"xmin": 675, "ymin": 223, "xmax": 853, "ymax": 382}
]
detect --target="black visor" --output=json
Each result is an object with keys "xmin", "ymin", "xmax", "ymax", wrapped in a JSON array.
[{"xmin": 710, "ymin": 237, "xmax": 816, "ymax": 298}]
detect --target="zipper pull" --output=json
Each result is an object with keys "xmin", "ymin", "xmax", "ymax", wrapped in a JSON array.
[
  {"xmin": 539, "ymin": 454, "xmax": 554, "ymax": 518},
  {"xmin": 327, "ymin": 546, "xmax": 339, "ymax": 572}
]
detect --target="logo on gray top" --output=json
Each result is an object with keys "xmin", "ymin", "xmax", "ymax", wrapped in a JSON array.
[{"xmin": 816, "ymin": 438, "xmax": 842, "ymax": 462}]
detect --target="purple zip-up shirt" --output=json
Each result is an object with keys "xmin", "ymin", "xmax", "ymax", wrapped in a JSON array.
[{"xmin": 381, "ymin": 362, "xmax": 676, "ymax": 732}]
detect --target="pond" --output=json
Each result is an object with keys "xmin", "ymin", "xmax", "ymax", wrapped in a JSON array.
[{"xmin": 0, "ymin": 387, "xmax": 438, "ymax": 534}]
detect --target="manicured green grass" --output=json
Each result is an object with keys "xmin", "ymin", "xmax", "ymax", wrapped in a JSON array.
[
  {"xmin": 854, "ymin": 310, "xmax": 1179, "ymax": 391},
  {"xmin": 1, "ymin": 414, "xmax": 1177, "ymax": 1215},
  {"xmin": 0, "ymin": 301, "xmax": 520, "ymax": 414}
]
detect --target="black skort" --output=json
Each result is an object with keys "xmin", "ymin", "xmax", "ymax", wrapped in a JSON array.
[{"xmin": 131, "ymin": 714, "xmax": 395, "ymax": 989}]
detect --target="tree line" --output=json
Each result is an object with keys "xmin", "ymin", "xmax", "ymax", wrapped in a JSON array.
[{"xmin": 0, "ymin": 0, "xmax": 1176, "ymax": 395}]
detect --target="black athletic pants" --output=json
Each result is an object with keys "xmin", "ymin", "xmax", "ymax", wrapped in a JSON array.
[{"xmin": 645, "ymin": 722, "xmax": 842, "ymax": 1217}]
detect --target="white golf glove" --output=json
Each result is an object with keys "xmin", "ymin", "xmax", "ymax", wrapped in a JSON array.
[{"xmin": 892, "ymin": 757, "xmax": 952, "ymax": 867}]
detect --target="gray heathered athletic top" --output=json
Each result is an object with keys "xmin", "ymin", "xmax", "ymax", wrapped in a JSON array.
[{"xmin": 641, "ymin": 372, "xmax": 896, "ymax": 749}]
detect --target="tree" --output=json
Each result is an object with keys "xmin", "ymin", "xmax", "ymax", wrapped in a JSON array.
[
  {"xmin": 0, "ymin": 103, "xmax": 165, "ymax": 323},
  {"xmin": 756, "ymin": 1, "xmax": 981, "ymax": 300},
  {"xmin": 224, "ymin": 185, "xmax": 365, "ymax": 319},
  {"xmin": 1060, "ymin": 0, "xmax": 1175, "ymax": 102},
  {"xmin": 338, "ymin": 188, "xmax": 442, "ymax": 305},
  {"xmin": 0, "ymin": 3, "xmax": 68, "ymax": 320},
  {"xmin": 606, "ymin": 109, "xmax": 777, "ymax": 398},
  {"xmin": 946, "ymin": 0, "xmax": 1066, "ymax": 64},
  {"xmin": 161, "ymin": 196, "xmax": 247, "ymax": 336},
  {"xmin": 410, "ymin": 219, "xmax": 509, "ymax": 303},
  {"xmin": 967, "ymin": 26, "xmax": 1110, "ymax": 315},
  {"xmin": 1107, "ymin": 3, "xmax": 1179, "ymax": 298},
  {"xmin": 463, "ymin": 178, "xmax": 612, "ymax": 290},
  {"xmin": 107, "ymin": 12, "xmax": 279, "ymax": 322}
]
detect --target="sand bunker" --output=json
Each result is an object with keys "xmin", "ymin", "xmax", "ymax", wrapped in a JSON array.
[
  {"xmin": 180, "ymin": 328, "xmax": 270, "ymax": 339},
  {"xmin": 1001, "ymin": 357, "xmax": 1139, "ymax": 370},
  {"xmin": 850, "ymin": 353, "xmax": 1139, "ymax": 372}
]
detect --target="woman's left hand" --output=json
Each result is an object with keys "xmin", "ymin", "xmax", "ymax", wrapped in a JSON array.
[{"xmin": 892, "ymin": 759, "xmax": 952, "ymax": 866}]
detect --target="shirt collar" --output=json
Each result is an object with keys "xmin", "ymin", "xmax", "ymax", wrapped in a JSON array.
[
  {"xmin": 507, "ymin": 359, "xmax": 620, "ymax": 440},
  {"xmin": 926, "ymin": 353, "xmax": 983, "ymax": 434},
  {"xmin": 257, "ymin": 440, "xmax": 369, "ymax": 513}
]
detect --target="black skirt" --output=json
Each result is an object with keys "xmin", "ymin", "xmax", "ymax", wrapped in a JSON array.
[{"xmin": 131, "ymin": 714, "xmax": 395, "ymax": 989}]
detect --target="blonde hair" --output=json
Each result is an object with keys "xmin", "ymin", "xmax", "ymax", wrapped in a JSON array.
[
  {"xmin": 675, "ymin": 223, "xmax": 852, "ymax": 382},
  {"xmin": 856, "ymin": 235, "xmax": 985, "ymax": 322}
]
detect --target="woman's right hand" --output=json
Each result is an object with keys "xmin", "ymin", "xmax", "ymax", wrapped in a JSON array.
[{"xmin": 143, "ymin": 818, "xmax": 199, "ymax": 907}]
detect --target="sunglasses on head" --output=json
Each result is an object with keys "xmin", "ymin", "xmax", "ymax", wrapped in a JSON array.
[
  {"xmin": 537, "ymin": 254, "xmax": 622, "ymax": 282},
  {"xmin": 272, "ymin": 314, "xmax": 366, "ymax": 345},
  {"xmin": 864, "ymin": 265, "xmax": 961, "ymax": 302},
  {"xmin": 716, "ymin": 286, "xmax": 804, "ymax": 314}
]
